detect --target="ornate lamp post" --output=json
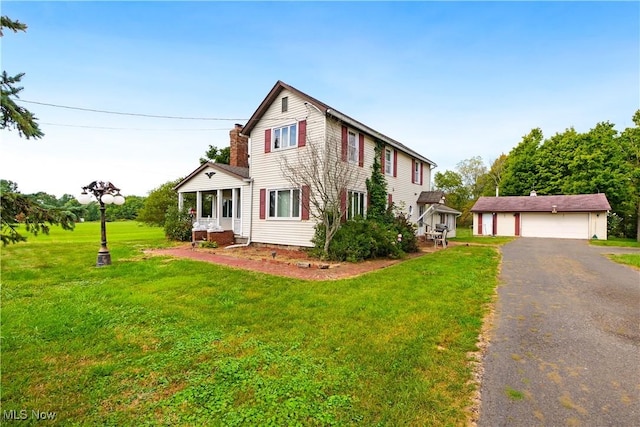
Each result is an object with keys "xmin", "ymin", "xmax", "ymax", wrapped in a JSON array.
[{"xmin": 77, "ymin": 181, "xmax": 125, "ymax": 266}]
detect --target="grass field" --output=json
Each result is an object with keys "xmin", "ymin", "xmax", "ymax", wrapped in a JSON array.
[
  {"xmin": 1, "ymin": 222, "xmax": 500, "ymax": 425},
  {"xmin": 449, "ymin": 227, "xmax": 515, "ymax": 245}
]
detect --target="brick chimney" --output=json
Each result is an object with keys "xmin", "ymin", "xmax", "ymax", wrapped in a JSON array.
[{"xmin": 229, "ymin": 124, "xmax": 249, "ymax": 168}]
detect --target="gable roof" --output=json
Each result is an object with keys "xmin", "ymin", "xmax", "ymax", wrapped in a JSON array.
[
  {"xmin": 433, "ymin": 204, "xmax": 462, "ymax": 215},
  {"xmin": 241, "ymin": 80, "xmax": 436, "ymax": 166},
  {"xmin": 174, "ymin": 162, "xmax": 250, "ymax": 191},
  {"xmin": 417, "ymin": 190, "xmax": 446, "ymax": 204},
  {"xmin": 471, "ymin": 194, "xmax": 611, "ymax": 213}
]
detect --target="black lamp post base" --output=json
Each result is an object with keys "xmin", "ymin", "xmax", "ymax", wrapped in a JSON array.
[{"xmin": 97, "ymin": 250, "xmax": 112, "ymax": 267}]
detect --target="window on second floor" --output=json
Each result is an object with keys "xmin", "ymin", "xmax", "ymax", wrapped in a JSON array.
[
  {"xmin": 385, "ymin": 148, "xmax": 393, "ymax": 175},
  {"xmin": 348, "ymin": 190, "xmax": 366, "ymax": 220},
  {"xmin": 347, "ymin": 131, "xmax": 358, "ymax": 163},
  {"xmin": 273, "ymin": 123, "xmax": 297, "ymax": 150},
  {"xmin": 414, "ymin": 160, "xmax": 421, "ymax": 184},
  {"xmin": 269, "ymin": 188, "xmax": 301, "ymax": 219}
]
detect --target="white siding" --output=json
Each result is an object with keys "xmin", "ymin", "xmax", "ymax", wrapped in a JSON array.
[
  {"xmin": 250, "ymin": 89, "xmax": 322, "ymax": 247},
  {"xmin": 178, "ymin": 166, "xmax": 246, "ymax": 192},
  {"xmin": 248, "ymin": 90, "xmax": 433, "ymax": 247},
  {"xmin": 386, "ymin": 149, "xmax": 430, "ymax": 232},
  {"xmin": 590, "ymin": 212, "xmax": 608, "ymax": 240},
  {"xmin": 495, "ymin": 213, "xmax": 517, "ymax": 237}
]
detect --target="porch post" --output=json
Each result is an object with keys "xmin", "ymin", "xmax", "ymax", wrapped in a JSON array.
[
  {"xmin": 216, "ymin": 189, "xmax": 222, "ymax": 228},
  {"xmin": 178, "ymin": 192, "xmax": 184, "ymax": 210},
  {"xmin": 231, "ymin": 188, "xmax": 237, "ymax": 231},
  {"xmin": 196, "ymin": 191, "xmax": 202, "ymax": 220}
]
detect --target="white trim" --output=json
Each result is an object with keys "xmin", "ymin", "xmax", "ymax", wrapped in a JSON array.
[{"xmin": 267, "ymin": 187, "xmax": 302, "ymax": 220}]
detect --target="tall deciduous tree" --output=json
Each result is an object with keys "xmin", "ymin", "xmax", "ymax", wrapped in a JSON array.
[
  {"xmin": 481, "ymin": 154, "xmax": 508, "ymax": 196},
  {"xmin": 456, "ymin": 156, "xmax": 487, "ymax": 199},
  {"xmin": 137, "ymin": 179, "xmax": 182, "ymax": 227},
  {"xmin": 199, "ymin": 145, "xmax": 230, "ymax": 165},
  {"xmin": 1, "ymin": 16, "xmax": 43, "ymax": 139},
  {"xmin": 500, "ymin": 128, "xmax": 543, "ymax": 196},
  {"xmin": 280, "ymin": 128, "xmax": 364, "ymax": 256}
]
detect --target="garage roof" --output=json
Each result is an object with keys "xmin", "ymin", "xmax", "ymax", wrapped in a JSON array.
[{"xmin": 471, "ymin": 193, "xmax": 611, "ymax": 213}]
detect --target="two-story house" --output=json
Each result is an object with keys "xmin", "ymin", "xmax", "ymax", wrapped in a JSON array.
[{"xmin": 175, "ymin": 81, "xmax": 459, "ymax": 247}]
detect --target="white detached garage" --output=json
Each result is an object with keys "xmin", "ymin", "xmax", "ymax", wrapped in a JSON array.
[{"xmin": 470, "ymin": 192, "xmax": 611, "ymax": 240}]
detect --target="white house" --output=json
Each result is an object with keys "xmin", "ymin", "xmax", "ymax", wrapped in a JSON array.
[
  {"xmin": 176, "ymin": 81, "xmax": 457, "ymax": 247},
  {"xmin": 470, "ymin": 192, "xmax": 611, "ymax": 239}
]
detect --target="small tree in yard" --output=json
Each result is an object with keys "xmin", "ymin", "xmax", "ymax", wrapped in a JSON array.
[{"xmin": 280, "ymin": 129, "xmax": 364, "ymax": 257}]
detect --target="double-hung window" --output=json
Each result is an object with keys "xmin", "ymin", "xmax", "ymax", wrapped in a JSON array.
[
  {"xmin": 273, "ymin": 123, "xmax": 297, "ymax": 150},
  {"xmin": 414, "ymin": 161, "xmax": 421, "ymax": 184},
  {"xmin": 347, "ymin": 131, "xmax": 358, "ymax": 163},
  {"xmin": 348, "ymin": 190, "xmax": 365, "ymax": 220},
  {"xmin": 268, "ymin": 189, "xmax": 301, "ymax": 219},
  {"xmin": 222, "ymin": 199, "xmax": 233, "ymax": 218},
  {"xmin": 385, "ymin": 148, "xmax": 393, "ymax": 175}
]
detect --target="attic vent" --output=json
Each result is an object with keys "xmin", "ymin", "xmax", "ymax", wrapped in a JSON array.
[
  {"xmin": 529, "ymin": 190, "xmax": 537, "ymax": 197},
  {"xmin": 282, "ymin": 96, "xmax": 288, "ymax": 113}
]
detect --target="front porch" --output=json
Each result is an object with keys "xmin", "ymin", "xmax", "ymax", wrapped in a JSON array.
[{"xmin": 179, "ymin": 187, "xmax": 244, "ymax": 237}]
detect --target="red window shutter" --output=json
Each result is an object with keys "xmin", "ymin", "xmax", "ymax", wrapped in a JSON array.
[
  {"xmin": 259, "ymin": 189, "xmax": 266, "ymax": 219},
  {"xmin": 358, "ymin": 134, "xmax": 364, "ymax": 167},
  {"xmin": 380, "ymin": 147, "xmax": 386, "ymax": 173},
  {"xmin": 477, "ymin": 213, "xmax": 483, "ymax": 235},
  {"xmin": 264, "ymin": 129, "xmax": 271, "ymax": 153},
  {"xmin": 298, "ymin": 120, "xmax": 306, "ymax": 147},
  {"xmin": 301, "ymin": 185, "xmax": 310, "ymax": 220},
  {"xmin": 341, "ymin": 125, "xmax": 348, "ymax": 162},
  {"xmin": 393, "ymin": 150, "xmax": 398, "ymax": 177},
  {"xmin": 388, "ymin": 193, "xmax": 393, "ymax": 207},
  {"xmin": 420, "ymin": 163, "xmax": 424, "ymax": 186},
  {"xmin": 492, "ymin": 213, "xmax": 497, "ymax": 235},
  {"xmin": 411, "ymin": 159, "xmax": 415, "ymax": 183},
  {"xmin": 340, "ymin": 189, "xmax": 347, "ymax": 222}
]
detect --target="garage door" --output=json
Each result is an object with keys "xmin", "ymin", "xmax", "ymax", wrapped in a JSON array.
[{"xmin": 521, "ymin": 213, "xmax": 589, "ymax": 239}]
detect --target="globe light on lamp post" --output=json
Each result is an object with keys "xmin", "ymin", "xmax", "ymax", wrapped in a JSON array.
[{"xmin": 77, "ymin": 181, "xmax": 125, "ymax": 266}]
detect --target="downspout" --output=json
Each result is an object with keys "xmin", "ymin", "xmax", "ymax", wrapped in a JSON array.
[{"xmin": 226, "ymin": 177, "xmax": 253, "ymax": 249}]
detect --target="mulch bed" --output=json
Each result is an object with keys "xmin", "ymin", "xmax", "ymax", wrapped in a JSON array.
[{"xmin": 146, "ymin": 242, "xmax": 447, "ymax": 280}]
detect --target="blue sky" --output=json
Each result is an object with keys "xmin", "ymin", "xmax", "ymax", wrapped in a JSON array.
[{"xmin": 1, "ymin": 1, "xmax": 638, "ymax": 197}]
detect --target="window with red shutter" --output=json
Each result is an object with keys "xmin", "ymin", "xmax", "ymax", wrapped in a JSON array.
[
  {"xmin": 411, "ymin": 159, "xmax": 415, "ymax": 183},
  {"xmin": 393, "ymin": 150, "xmax": 397, "ymax": 177},
  {"xmin": 341, "ymin": 126, "xmax": 348, "ymax": 162},
  {"xmin": 264, "ymin": 129, "xmax": 271, "ymax": 153},
  {"xmin": 298, "ymin": 120, "xmax": 306, "ymax": 147},
  {"xmin": 301, "ymin": 185, "xmax": 310, "ymax": 220},
  {"xmin": 259, "ymin": 189, "xmax": 266, "ymax": 219}
]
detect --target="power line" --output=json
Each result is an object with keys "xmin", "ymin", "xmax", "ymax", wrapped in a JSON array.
[
  {"xmin": 41, "ymin": 122, "xmax": 230, "ymax": 131},
  {"xmin": 19, "ymin": 99, "xmax": 246, "ymax": 121}
]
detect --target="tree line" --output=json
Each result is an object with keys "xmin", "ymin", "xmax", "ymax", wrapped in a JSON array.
[{"xmin": 434, "ymin": 111, "xmax": 640, "ymax": 239}]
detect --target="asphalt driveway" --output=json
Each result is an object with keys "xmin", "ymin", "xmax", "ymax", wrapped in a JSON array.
[{"xmin": 479, "ymin": 238, "xmax": 640, "ymax": 426}]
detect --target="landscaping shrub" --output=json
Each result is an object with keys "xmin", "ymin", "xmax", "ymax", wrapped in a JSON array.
[
  {"xmin": 164, "ymin": 206, "xmax": 192, "ymax": 241},
  {"xmin": 392, "ymin": 211, "xmax": 418, "ymax": 253}
]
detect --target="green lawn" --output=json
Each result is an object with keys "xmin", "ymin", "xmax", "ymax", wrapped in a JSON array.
[
  {"xmin": 450, "ymin": 226, "xmax": 515, "ymax": 245},
  {"xmin": 1, "ymin": 222, "xmax": 500, "ymax": 425}
]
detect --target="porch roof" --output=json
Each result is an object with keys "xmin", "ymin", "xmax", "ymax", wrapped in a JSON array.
[{"xmin": 174, "ymin": 162, "xmax": 249, "ymax": 191}]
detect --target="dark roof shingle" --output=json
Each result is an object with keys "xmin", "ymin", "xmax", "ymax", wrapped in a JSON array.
[{"xmin": 470, "ymin": 194, "xmax": 611, "ymax": 213}]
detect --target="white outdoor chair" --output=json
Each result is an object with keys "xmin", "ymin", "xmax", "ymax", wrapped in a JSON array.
[{"xmin": 434, "ymin": 229, "xmax": 448, "ymax": 249}]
